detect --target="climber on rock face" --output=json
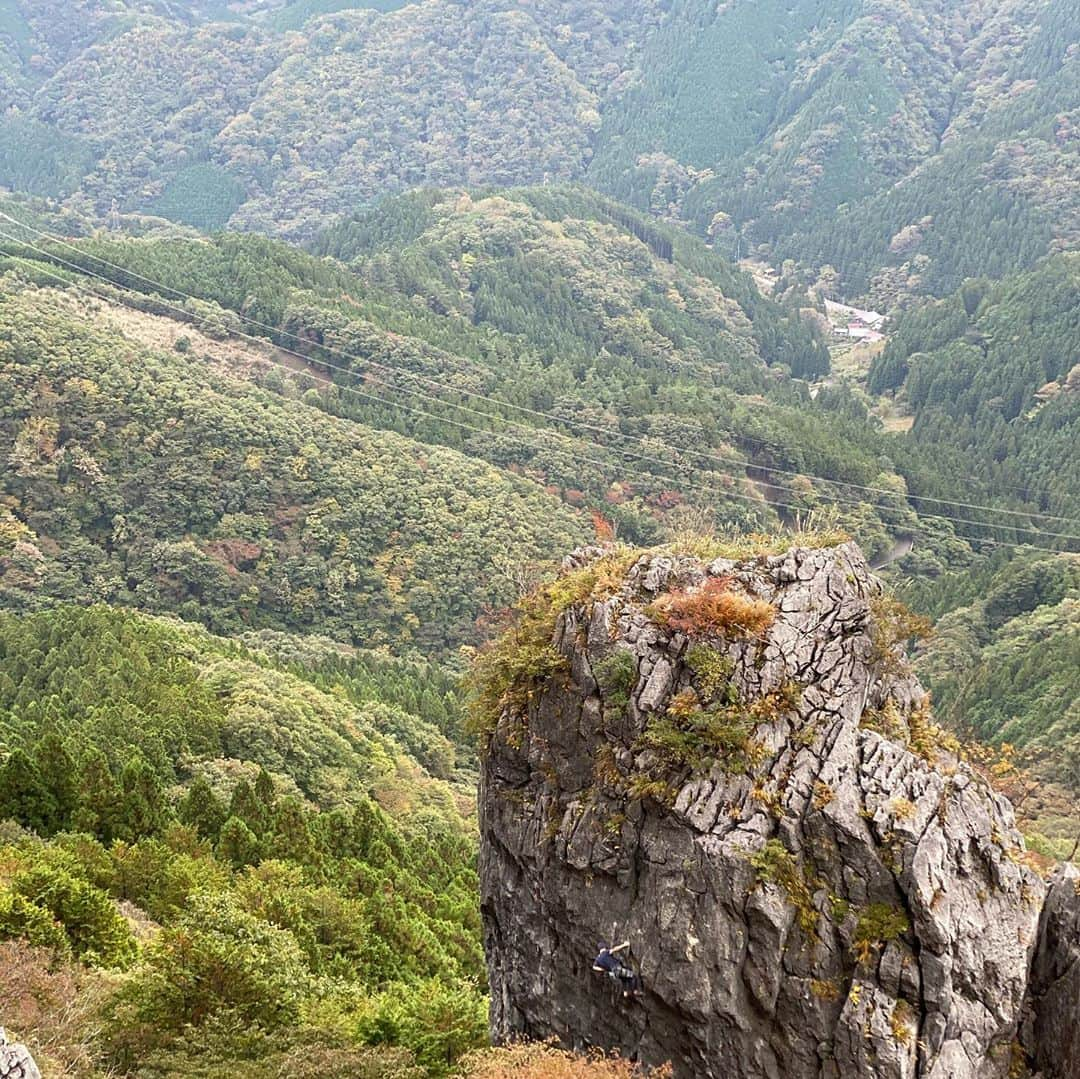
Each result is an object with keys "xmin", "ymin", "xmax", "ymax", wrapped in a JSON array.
[{"xmin": 593, "ymin": 941, "xmax": 643, "ymax": 999}]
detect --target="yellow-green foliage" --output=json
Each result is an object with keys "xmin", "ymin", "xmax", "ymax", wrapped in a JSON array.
[
  {"xmin": 663, "ymin": 529, "xmax": 849, "ymax": 563},
  {"xmin": 752, "ymin": 681, "xmax": 804, "ymax": 718},
  {"xmin": 636, "ymin": 677, "xmax": 796, "ymax": 779},
  {"xmin": 666, "ymin": 688, "xmax": 702, "ymax": 719},
  {"xmin": 869, "ymin": 595, "xmax": 933, "ymax": 675},
  {"xmin": 810, "ymin": 978, "xmax": 840, "ymax": 1001},
  {"xmin": 468, "ymin": 616, "xmax": 567, "ymax": 743},
  {"xmin": 469, "ymin": 549, "xmax": 639, "ymax": 739},
  {"xmin": 860, "ymin": 697, "xmax": 959, "ymax": 765},
  {"xmin": 907, "ymin": 696, "xmax": 961, "ymax": 762},
  {"xmin": 829, "ymin": 894, "xmax": 851, "ymax": 923},
  {"xmin": 860, "ymin": 699, "xmax": 908, "ymax": 742},
  {"xmin": 639, "ymin": 706, "xmax": 756, "ymax": 775},
  {"xmin": 626, "ymin": 774, "xmax": 677, "ymax": 806},
  {"xmin": 890, "ymin": 999, "xmax": 915, "ymax": 1046},
  {"xmin": 592, "ymin": 744, "xmax": 622, "ymax": 789},
  {"xmin": 853, "ymin": 903, "xmax": 909, "ymax": 965},
  {"xmin": 749, "ymin": 839, "xmax": 818, "ymax": 939},
  {"xmin": 685, "ymin": 645, "xmax": 736, "ymax": 702}
]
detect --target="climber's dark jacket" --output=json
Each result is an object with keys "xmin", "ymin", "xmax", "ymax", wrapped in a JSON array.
[
  {"xmin": 593, "ymin": 947, "xmax": 642, "ymax": 995},
  {"xmin": 593, "ymin": 948, "xmax": 621, "ymax": 974}
]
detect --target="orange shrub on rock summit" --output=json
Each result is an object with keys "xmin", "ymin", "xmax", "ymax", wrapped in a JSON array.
[{"xmin": 647, "ymin": 577, "xmax": 775, "ymax": 638}]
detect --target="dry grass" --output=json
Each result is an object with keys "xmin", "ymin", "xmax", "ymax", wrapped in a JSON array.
[
  {"xmin": 41, "ymin": 288, "xmax": 276, "ymax": 380},
  {"xmin": 880, "ymin": 414, "xmax": 915, "ymax": 433},
  {"xmin": 648, "ymin": 578, "xmax": 775, "ymax": 639},
  {"xmin": 0, "ymin": 939, "xmax": 117, "ymax": 1077},
  {"xmin": 460, "ymin": 1041, "xmax": 672, "ymax": 1078},
  {"xmin": 663, "ymin": 527, "xmax": 849, "ymax": 563}
]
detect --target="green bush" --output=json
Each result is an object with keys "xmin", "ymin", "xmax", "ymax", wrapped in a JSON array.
[
  {"xmin": 0, "ymin": 885, "xmax": 71, "ymax": 958},
  {"xmin": 12, "ymin": 863, "xmax": 136, "ymax": 968},
  {"xmin": 106, "ymin": 892, "xmax": 312, "ymax": 1062},
  {"xmin": 593, "ymin": 649, "xmax": 637, "ymax": 715},
  {"xmin": 352, "ymin": 978, "xmax": 489, "ymax": 1076}
]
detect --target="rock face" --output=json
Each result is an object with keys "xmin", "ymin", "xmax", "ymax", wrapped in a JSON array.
[
  {"xmin": 479, "ymin": 542, "xmax": 1051, "ymax": 1079},
  {"xmin": 1023, "ymin": 865, "xmax": 1080, "ymax": 1078},
  {"xmin": 0, "ymin": 1032, "xmax": 41, "ymax": 1079}
]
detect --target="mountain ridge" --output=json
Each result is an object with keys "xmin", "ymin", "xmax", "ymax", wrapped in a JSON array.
[{"xmin": 2, "ymin": 0, "xmax": 1075, "ymax": 300}]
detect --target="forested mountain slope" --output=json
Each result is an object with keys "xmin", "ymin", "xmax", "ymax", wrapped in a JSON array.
[
  {"xmin": 870, "ymin": 254, "xmax": 1080, "ymax": 519},
  {"xmin": 0, "ymin": 188, "xmax": 1003, "ymax": 583},
  {"xmin": 0, "ymin": 4, "xmax": 1077, "ymax": 1076},
  {"xmin": 0, "ymin": 604, "xmax": 490, "ymax": 1076},
  {"xmin": 0, "ymin": 277, "xmax": 587, "ymax": 652},
  {"xmin": 1, "ymin": 0, "xmax": 657, "ymax": 234},
  {"xmin": 3, "ymin": 185, "xmax": 1073, "ymax": 618},
  {"xmin": 601, "ymin": 0, "xmax": 1079, "ymax": 303},
  {"xmin": 915, "ymin": 555, "xmax": 1080, "ymax": 797},
  {"xmin": 2, "ymin": 0, "xmax": 1075, "ymax": 297}
]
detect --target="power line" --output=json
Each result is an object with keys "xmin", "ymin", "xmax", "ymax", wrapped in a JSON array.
[
  {"xmin": 0, "ymin": 238, "xmax": 819, "ymax": 520},
  {"xmin": 2, "ymin": 225, "xmax": 1079, "ymax": 554},
  {"xmin": 3, "ymin": 224, "xmax": 1078, "ymax": 555},
  {"xmin": 7, "ymin": 259, "xmax": 1075, "ymax": 563},
  {"xmin": 1, "ymin": 208, "xmax": 1076, "ymax": 530},
  {"xmin": 6, "ymin": 237, "xmax": 1077, "ymax": 559}
]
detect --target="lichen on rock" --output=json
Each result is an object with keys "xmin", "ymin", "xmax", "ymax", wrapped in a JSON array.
[{"xmin": 478, "ymin": 540, "xmax": 1050, "ymax": 1079}]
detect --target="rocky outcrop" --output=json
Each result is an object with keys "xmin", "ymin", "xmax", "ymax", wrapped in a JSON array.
[
  {"xmin": 1023, "ymin": 865, "xmax": 1080, "ymax": 1078},
  {"xmin": 0, "ymin": 1031, "xmax": 41, "ymax": 1079},
  {"xmin": 479, "ymin": 542, "xmax": 1053, "ymax": 1078}
]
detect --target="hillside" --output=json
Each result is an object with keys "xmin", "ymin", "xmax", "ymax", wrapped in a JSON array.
[
  {"xmin": 3, "ymin": 187, "xmax": 1075, "ymax": 626},
  {"xmin": 869, "ymin": 254, "xmax": 1080, "ymax": 519},
  {"xmin": 0, "ymin": 6, "xmax": 1078, "ymax": 1078},
  {"xmin": 1, "ymin": 0, "xmax": 1075, "ymax": 297},
  {"xmin": 1, "ymin": 0, "xmax": 654, "ymax": 234},
  {"xmin": 603, "ymin": 0, "xmax": 1079, "ymax": 303},
  {"xmin": 0, "ymin": 274, "xmax": 587, "ymax": 653},
  {"xmin": 915, "ymin": 554, "xmax": 1080, "ymax": 796}
]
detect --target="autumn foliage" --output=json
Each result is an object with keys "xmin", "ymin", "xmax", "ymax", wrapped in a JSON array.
[
  {"xmin": 648, "ymin": 578, "xmax": 775, "ymax": 639},
  {"xmin": 461, "ymin": 1041, "xmax": 672, "ymax": 1078}
]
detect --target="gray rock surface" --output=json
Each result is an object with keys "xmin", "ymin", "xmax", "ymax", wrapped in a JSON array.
[
  {"xmin": 0, "ymin": 1031, "xmax": 41, "ymax": 1079},
  {"xmin": 479, "ymin": 542, "xmax": 1050, "ymax": 1078},
  {"xmin": 1023, "ymin": 864, "xmax": 1080, "ymax": 1078}
]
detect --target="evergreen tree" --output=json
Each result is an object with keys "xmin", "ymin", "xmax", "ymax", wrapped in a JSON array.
[
  {"xmin": 32, "ymin": 732, "xmax": 78, "ymax": 834},
  {"xmin": 178, "ymin": 775, "xmax": 227, "ymax": 842},
  {"xmin": 0, "ymin": 750, "xmax": 56, "ymax": 834},
  {"xmin": 115, "ymin": 756, "xmax": 170, "ymax": 841},
  {"xmin": 269, "ymin": 796, "xmax": 314, "ymax": 864},
  {"xmin": 216, "ymin": 815, "xmax": 262, "ymax": 868},
  {"xmin": 253, "ymin": 768, "xmax": 277, "ymax": 813},
  {"xmin": 72, "ymin": 747, "xmax": 121, "ymax": 842},
  {"xmin": 228, "ymin": 778, "xmax": 270, "ymax": 838}
]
